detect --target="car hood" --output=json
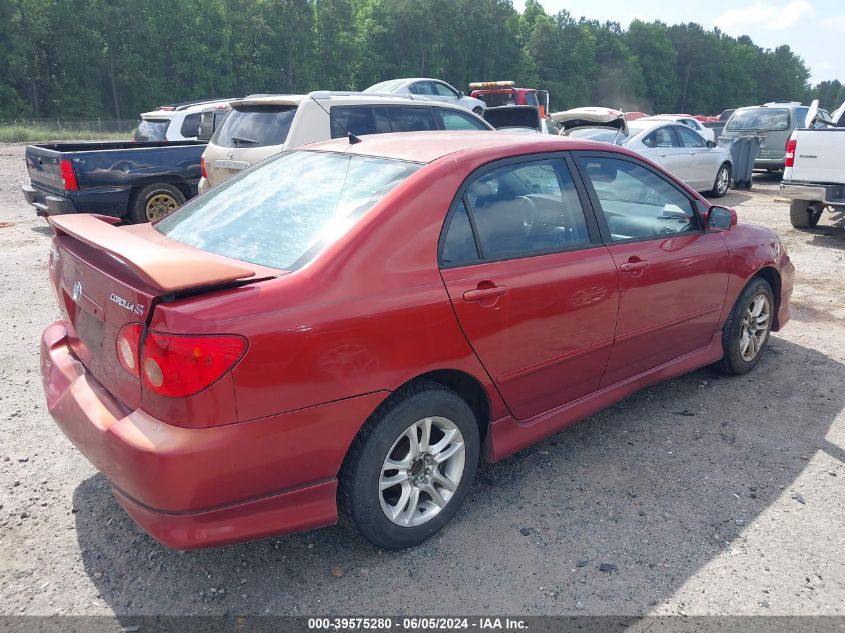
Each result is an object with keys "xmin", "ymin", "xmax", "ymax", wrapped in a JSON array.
[{"xmin": 550, "ymin": 107, "xmax": 628, "ymax": 135}]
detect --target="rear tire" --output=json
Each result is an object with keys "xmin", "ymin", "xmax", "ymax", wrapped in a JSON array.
[
  {"xmin": 338, "ymin": 381, "xmax": 480, "ymax": 549},
  {"xmin": 128, "ymin": 183, "xmax": 185, "ymax": 224},
  {"xmin": 789, "ymin": 200, "xmax": 823, "ymax": 229},
  {"xmin": 716, "ymin": 277, "xmax": 774, "ymax": 376}
]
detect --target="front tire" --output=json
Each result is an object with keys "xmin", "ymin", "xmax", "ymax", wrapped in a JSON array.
[
  {"xmin": 716, "ymin": 277, "xmax": 774, "ymax": 375},
  {"xmin": 129, "ymin": 183, "xmax": 185, "ymax": 224},
  {"xmin": 789, "ymin": 200, "xmax": 823, "ymax": 229},
  {"xmin": 710, "ymin": 163, "xmax": 731, "ymax": 197},
  {"xmin": 338, "ymin": 382, "xmax": 480, "ymax": 549}
]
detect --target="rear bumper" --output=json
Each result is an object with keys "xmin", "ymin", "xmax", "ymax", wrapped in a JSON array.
[
  {"xmin": 780, "ymin": 182, "xmax": 845, "ymax": 206},
  {"xmin": 40, "ymin": 321, "xmax": 385, "ymax": 549},
  {"xmin": 21, "ymin": 184, "xmax": 77, "ymax": 216},
  {"xmin": 22, "ymin": 183, "xmax": 131, "ymax": 217}
]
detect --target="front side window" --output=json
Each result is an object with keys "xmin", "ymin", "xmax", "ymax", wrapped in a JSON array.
[
  {"xmin": 648, "ymin": 126, "xmax": 679, "ymax": 148},
  {"xmin": 156, "ymin": 151, "xmax": 421, "ymax": 270},
  {"xmin": 675, "ymin": 125, "xmax": 706, "ymax": 148},
  {"xmin": 448, "ymin": 158, "xmax": 591, "ymax": 263},
  {"xmin": 437, "ymin": 109, "xmax": 490, "ymax": 131},
  {"xmin": 433, "ymin": 82, "xmax": 458, "ymax": 98},
  {"xmin": 577, "ymin": 155, "xmax": 697, "ymax": 241}
]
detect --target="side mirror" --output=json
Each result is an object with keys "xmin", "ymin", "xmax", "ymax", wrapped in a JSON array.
[
  {"xmin": 707, "ymin": 139, "xmax": 717, "ymax": 148},
  {"xmin": 457, "ymin": 91, "xmax": 464, "ymax": 99},
  {"xmin": 707, "ymin": 205, "xmax": 736, "ymax": 230}
]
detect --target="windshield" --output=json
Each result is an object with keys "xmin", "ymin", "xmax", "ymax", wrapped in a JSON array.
[
  {"xmin": 726, "ymin": 108, "xmax": 789, "ymax": 131},
  {"xmin": 155, "ymin": 151, "xmax": 422, "ymax": 270},
  {"xmin": 211, "ymin": 105, "xmax": 297, "ymax": 148},
  {"xmin": 364, "ymin": 80, "xmax": 404, "ymax": 93},
  {"xmin": 133, "ymin": 119, "xmax": 169, "ymax": 142}
]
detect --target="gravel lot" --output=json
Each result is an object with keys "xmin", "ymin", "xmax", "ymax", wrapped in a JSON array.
[{"xmin": 0, "ymin": 142, "xmax": 842, "ymax": 618}]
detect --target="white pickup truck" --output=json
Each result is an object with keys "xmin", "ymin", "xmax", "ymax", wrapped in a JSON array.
[{"xmin": 780, "ymin": 99, "xmax": 845, "ymax": 228}]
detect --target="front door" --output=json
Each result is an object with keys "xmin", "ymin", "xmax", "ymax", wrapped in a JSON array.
[
  {"xmin": 439, "ymin": 156, "xmax": 619, "ymax": 420},
  {"xmin": 573, "ymin": 152, "xmax": 731, "ymax": 387}
]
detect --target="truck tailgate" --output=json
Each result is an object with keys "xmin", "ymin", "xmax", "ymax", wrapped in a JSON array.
[
  {"xmin": 25, "ymin": 145, "xmax": 66, "ymax": 194},
  {"xmin": 790, "ymin": 129, "xmax": 845, "ymax": 183}
]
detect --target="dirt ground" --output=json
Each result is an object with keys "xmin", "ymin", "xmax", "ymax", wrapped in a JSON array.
[{"xmin": 0, "ymin": 142, "xmax": 842, "ymax": 618}]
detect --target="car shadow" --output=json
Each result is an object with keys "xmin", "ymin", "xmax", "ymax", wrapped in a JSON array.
[
  {"xmin": 72, "ymin": 337, "xmax": 844, "ymax": 616},
  {"xmin": 806, "ymin": 209, "xmax": 845, "ymax": 250},
  {"xmin": 30, "ymin": 224, "xmax": 53, "ymax": 236}
]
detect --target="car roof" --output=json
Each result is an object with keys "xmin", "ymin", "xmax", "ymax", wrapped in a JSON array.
[
  {"xmin": 627, "ymin": 119, "xmax": 673, "ymax": 132},
  {"xmin": 140, "ymin": 99, "xmax": 233, "ymax": 119},
  {"xmin": 302, "ymin": 130, "xmax": 615, "ymax": 164},
  {"xmin": 229, "ymin": 93, "xmax": 476, "ymax": 111}
]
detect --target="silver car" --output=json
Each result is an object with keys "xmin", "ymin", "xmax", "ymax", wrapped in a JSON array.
[
  {"xmin": 558, "ymin": 109, "xmax": 733, "ymax": 197},
  {"xmin": 364, "ymin": 78, "xmax": 487, "ymax": 114},
  {"xmin": 720, "ymin": 102, "xmax": 831, "ymax": 172}
]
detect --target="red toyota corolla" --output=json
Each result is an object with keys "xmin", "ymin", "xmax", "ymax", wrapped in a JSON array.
[{"xmin": 40, "ymin": 132, "xmax": 793, "ymax": 550}]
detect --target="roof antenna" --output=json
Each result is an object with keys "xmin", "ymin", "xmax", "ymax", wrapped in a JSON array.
[{"xmin": 280, "ymin": 67, "xmax": 362, "ymax": 145}]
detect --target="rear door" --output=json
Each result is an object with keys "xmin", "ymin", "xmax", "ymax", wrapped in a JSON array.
[
  {"xmin": 439, "ymin": 155, "xmax": 619, "ymax": 420},
  {"xmin": 573, "ymin": 152, "xmax": 730, "ymax": 387}
]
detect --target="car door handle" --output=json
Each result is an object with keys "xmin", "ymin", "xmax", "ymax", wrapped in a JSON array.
[
  {"xmin": 620, "ymin": 260, "xmax": 650, "ymax": 273},
  {"xmin": 463, "ymin": 285, "xmax": 507, "ymax": 301}
]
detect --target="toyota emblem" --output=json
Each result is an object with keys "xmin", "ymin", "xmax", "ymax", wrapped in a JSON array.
[{"xmin": 72, "ymin": 281, "xmax": 83, "ymax": 302}]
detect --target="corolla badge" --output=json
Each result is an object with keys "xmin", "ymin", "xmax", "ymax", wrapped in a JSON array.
[
  {"xmin": 110, "ymin": 293, "xmax": 145, "ymax": 316},
  {"xmin": 71, "ymin": 281, "xmax": 83, "ymax": 302}
]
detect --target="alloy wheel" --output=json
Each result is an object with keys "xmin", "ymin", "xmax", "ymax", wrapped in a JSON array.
[
  {"xmin": 379, "ymin": 416, "xmax": 465, "ymax": 527},
  {"xmin": 739, "ymin": 293, "xmax": 771, "ymax": 361}
]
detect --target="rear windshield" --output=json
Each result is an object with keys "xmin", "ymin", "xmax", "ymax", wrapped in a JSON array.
[
  {"xmin": 133, "ymin": 119, "xmax": 169, "ymax": 142},
  {"xmin": 483, "ymin": 108, "xmax": 540, "ymax": 130},
  {"xmin": 211, "ymin": 105, "xmax": 297, "ymax": 148},
  {"xmin": 155, "ymin": 151, "xmax": 421, "ymax": 270},
  {"xmin": 726, "ymin": 108, "xmax": 789, "ymax": 131}
]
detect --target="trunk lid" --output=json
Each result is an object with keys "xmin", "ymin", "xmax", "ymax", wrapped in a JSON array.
[
  {"xmin": 550, "ymin": 107, "xmax": 628, "ymax": 135},
  {"xmin": 48, "ymin": 214, "xmax": 271, "ymax": 408}
]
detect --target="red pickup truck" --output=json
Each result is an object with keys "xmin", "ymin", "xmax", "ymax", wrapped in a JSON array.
[{"xmin": 469, "ymin": 81, "xmax": 549, "ymax": 115}]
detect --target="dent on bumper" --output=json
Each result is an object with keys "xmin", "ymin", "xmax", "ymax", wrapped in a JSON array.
[{"xmin": 40, "ymin": 321, "xmax": 387, "ymax": 548}]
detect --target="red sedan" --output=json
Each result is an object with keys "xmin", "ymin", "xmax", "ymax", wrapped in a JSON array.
[{"xmin": 40, "ymin": 132, "xmax": 794, "ymax": 550}]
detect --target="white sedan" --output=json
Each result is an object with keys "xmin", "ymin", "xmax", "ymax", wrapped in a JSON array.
[
  {"xmin": 552, "ymin": 108, "xmax": 732, "ymax": 198},
  {"xmin": 363, "ymin": 78, "xmax": 487, "ymax": 114},
  {"xmin": 638, "ymin": 114, "xmax": 716, "ymax": 142}
]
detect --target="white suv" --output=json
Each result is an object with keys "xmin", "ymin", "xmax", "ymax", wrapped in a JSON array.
[
  {"xmin": 199, "ymin": 92, "xmax": 494, "ymax": 191},
  {"xmin": 133, "ymin": 98, "xmax": 235, "ymax": 142}
]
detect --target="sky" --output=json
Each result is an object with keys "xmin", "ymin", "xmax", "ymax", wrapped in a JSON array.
[{"xmin": 513, "ymin": 0, "xmax": 844, "ymax": 84}]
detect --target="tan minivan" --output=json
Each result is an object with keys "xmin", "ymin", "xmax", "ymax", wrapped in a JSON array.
[{"xmin": 199, "ymin": 92, "xmax": 494, "ymax": 192}]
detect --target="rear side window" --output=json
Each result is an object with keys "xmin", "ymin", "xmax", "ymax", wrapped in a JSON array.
[
  {"xmin": 156, "ymin": 151, "xmax": 421, "ymax": 271},
  {"xmin": 180, "ymin": 113, "xmax": 201, "ymax": 138},
  {"xmin": 211, "ymin": 105, "xmax": 297, "ymax": 148},
  {"xmin": 133, "ymin": 119, "xmax": 169, "ymax": 142},
  {"xmin": 726, "ymin": 108, "xmax": 789, "ymax": 131},
  {"xmin": 436, "ymin": 109, "xmax": 489, "ymax": 131},
  {"xmin": 645, "ymin": 127, "xmax": 679, "ymax": 148},
  {"xmin": 385, "ymin": 107, "xmax": 437, "ymax": 132},
  {"xmin": 440, "ymin": 202, "xmax": 479, "ymax": 266}
]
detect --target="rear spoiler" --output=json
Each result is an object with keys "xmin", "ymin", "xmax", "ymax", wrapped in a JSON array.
[{"xmin": 48, "ymin": 214, "xmax": 258, "ymax": 293}]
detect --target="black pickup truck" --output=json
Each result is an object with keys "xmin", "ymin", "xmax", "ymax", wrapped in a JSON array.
[{"xmin": 21, "ymin": 140, "xmax": 205, "ymax": 223}]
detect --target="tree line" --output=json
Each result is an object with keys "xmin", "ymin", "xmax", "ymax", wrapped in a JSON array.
[{"xmin": 2, "ymin": 0, "xmax": 843, "ymax": 122}]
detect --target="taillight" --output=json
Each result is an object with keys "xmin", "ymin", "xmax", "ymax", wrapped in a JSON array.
[
  {"xmin": 784, "ymin": 137, "xmax": 797, "ymax": 167},
  {"xmin": 200, "ymin": 156, "xmax": 207, "ymax": 179},
  {"xmin": 59, "ymin": 159, "xmax": 78, "ymax": 191},
  {"xmin": 140, "ymin": 332, "xmax": 247, "ymax": 397},
  {"xmin": 116, "ymin": 323, "xmax": 144, "ymax": 378}
]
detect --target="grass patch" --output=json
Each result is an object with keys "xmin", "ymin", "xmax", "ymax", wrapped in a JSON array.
[{"xmin": 0, "ymin": 126, "xmax": 131, "ymax": 143}]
